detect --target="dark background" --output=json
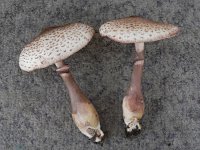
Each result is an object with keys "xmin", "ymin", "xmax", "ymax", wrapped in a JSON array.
[{"xmin": 0, "ymin": 0, "xmax": 200, "ymax": 149}]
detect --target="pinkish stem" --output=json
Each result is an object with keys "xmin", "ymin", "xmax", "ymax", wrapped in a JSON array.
[
  {"xmin": 55, "ymin": 61, "xmax": 104, "ymax": 142},
  {"xmin": 127, "ymin": 43, "xmax": 144, "ymax": 97},
  {"xmin": 55, "ymin": 61, "xmax": 90, "ymax": 113},
  {"xmin": 123, "ymin": 42, "xmax": 145, "ymax": 135}
]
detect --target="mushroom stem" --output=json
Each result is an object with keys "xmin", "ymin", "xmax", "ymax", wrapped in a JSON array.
[
  {"xmin": 128, "ymin": 43, "xmax": 144, "ymax": 94},
  {"xmin": 55, "ymin": 61, "xmax": 104, "ymax": 142},
  {"xmin": 55, "ymin": 61, "xmax": 87, "ymax": 113},
  {"xmin": 122, "ymin": 42, "xmax": 145, "ymax": 136}
]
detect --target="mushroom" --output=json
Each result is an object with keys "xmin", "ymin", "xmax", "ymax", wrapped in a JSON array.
[
  {"xmin": 19, "ymin": 23, "xmax": 104, "ymax": 142},
  {"xmin": 99, "ymin": 16, "xmax": 180, "ymax": 135}
]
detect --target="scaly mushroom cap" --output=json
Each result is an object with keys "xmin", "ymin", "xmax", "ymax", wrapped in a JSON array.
[
  {"xmin": 99, "ymin": 16, "xmax": 180, "ymax": 43},
  {"xmin": 19, "ymin": 23, "xmax": 95, "ymax": 72}
]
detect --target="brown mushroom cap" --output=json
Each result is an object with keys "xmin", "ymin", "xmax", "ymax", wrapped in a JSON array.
[
  {"xmin": 19, "ymin": 23, "xmax": 95, "ymax": 72},
  {"xmin": 99, "ymin": 16, "xmax": 180, "ymax": 43}
]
